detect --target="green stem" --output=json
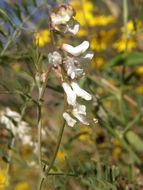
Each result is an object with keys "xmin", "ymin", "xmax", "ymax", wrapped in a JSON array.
[
  {"xmin": 123, "ymin": 113, "xmax": 140, "ymax": 134},
  {"xmin": 37, "ymin": 68, "xmax": 52, "ymax": 190},
  {"xmin": 123, "ymin": 0, "xmax": 128, "ymax": 52},
  {"xmin": 38, "ymin": 105, "xmax": 42, "ymax": 172},
  {"xmin": 3, "ymin": 138, "xmax": 15, "ymax": 190},
  {"xmin": 46, "ymin": 120, "xmax": 66, "ymax": 175},
  {"xmin": 38, "ymin": 121, "xmax": 66, "ymax": 190},
  {"xmin": 47, "ymin": 172, "xmax": 77, "ymax": 176},
  {"xmin": 122, "ymin": 0, "xmax": 128, "ymax": 82}
]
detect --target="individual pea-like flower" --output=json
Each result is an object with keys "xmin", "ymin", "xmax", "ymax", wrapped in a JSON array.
[
  {"xmin": 72, "ymin": 103, "xmax": 91, "ymax": 126},
  {"xmin": 62, "ymin": 41, "xmax": 90, "ymax": 56},
  {"xmin": 48, "ymin": 51, "xmax": 62, "ymax": 67},
  {"xmin": 48, "ymin": 3, "xmax": 98, "ymax": 127},
  {"xmin": 63, "ymin": 56, "xmax": 84, "ymax": 79},
  {"xmin": 71, "ymin": 81, "xmax": 92, "ymax": 101},
  {"xmin": 62, "ymin": 82, "xmax": 76, "ymax": 106}
]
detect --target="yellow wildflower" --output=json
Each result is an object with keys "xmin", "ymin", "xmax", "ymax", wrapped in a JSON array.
[
  {"xmin": 35, "ymin": 29, "xmax": 50, "ymax": 47},
  {"xmin": 12, "ymin": 63, "xmax": 21, "ymax": 72},
  {"xmin": 112, "ymin": 147, "xmax": 121, "ymax": 160},
  {"xmin": 91, "ymin": 56, "xmax": 104, "ymax": 68},
  {"xmin": 135, "ymin": 86, "xmax": 143, "ymax": 94},
  {"xmin": 93, "ymin": 15, "xmax": 115, "ymax": 26},
  {"xmin": 113, "ymin": 35, "xmax": 136, "ymax": 52},
  {"xmin": 0, "ymin": 169, "xmax": 9, "ymax": 190},
  {"xmin": 135, "ymin": 66, "xmax": 143, "ymax": 76},
  {"xmin": 121, "ymin": 20, "xmax": 142, "ymax": 34},
  {"xmin": 78, "ymin": 127, "xmax": 94, "ymax": 145},
  {"xmin": 77, "ymin": 28, "xmax": 87, "ymax": 37},
  {"xmin": 57, "ymin": 150, "xmax": 65, "ymax": 162},
  {"xmin": 113, "ymin": 138, "xmax": 120, "ymax": 146},
  {"xmin": 103, "ymin": 100, "xmax": 112, "ymax": 107},
  {"xmin": 90, "ymin": 29, "xmax": 117, "ymax": 52},
  {"xmin": 96, "ymin": 87, "xmax": 103, "ymax": 95},
  {"xmin": 14, "ymin": 182, "xmax": 29, "ymax": 190},
  {"xmin": 71, "ymin": 0, "xmax": 97, "ymax": 27},
  {"xmin": 79, "ymin": 127, "xmax": 92, "ymax": 141}
]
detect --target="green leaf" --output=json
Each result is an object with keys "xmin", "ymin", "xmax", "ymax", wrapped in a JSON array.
[
  {"xmin": 0, "ymin": 8, "xmax": 16, "ymax": 29},
  {"xmin": 126, "ymin": 131, "xmax": 143, "ymax": 152},
  {"xmin": 0, "ymin": 26, "xmax": 8, "ymax": 37},
  {"xmin": 12, "ymin": 3, "xmax": 23, "ymax": 21},
  {"xmin": 102, "ymin": 51, "xmax": 143, "ymax": 69}
]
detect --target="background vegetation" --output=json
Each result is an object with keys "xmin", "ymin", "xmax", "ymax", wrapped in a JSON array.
[{"xmin": 0, "ymin": 0, "xmax": 143, "ymax": 189}]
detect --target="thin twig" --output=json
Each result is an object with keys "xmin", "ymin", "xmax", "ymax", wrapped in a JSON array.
[{"xmin": 47, "ymin": 172, "xmax": 77, "ymax": 176}]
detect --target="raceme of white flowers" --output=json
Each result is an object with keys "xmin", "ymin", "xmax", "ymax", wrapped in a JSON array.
[
  {"xmin": 0, "ymin": 107, "xmax": 33, "ymax": 146},
  {"xmin": 49, "ymin": 4, "xmax": 98, "ymax": 127}
]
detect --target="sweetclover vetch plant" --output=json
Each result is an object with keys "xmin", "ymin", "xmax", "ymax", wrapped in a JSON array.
[
  {"xmin": 49, "ymin": 4, "xmax": 98, "ymax": 127},
  {"xmin": 35, "ymin": 3, "xmax": 98, "ymax": 189}
]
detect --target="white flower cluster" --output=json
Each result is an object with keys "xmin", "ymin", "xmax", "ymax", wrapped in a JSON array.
[
  {"xmin": 0, "ymin": 108, "xmax": 33, "ymax": 146},
  {"xmin": 49, "ymin": 4, "xmax": 97, "ymax": 127}
]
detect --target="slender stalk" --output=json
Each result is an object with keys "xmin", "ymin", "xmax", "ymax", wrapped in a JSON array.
[
  {"xmin": 123, "ymin": 0, "xmax": 128, "ymax": 53},
  {"xmin": 123, "ymin": 113, "xmax": 140, "ymax": 133},
  {"xmin": 37, "ymin": 104, "xmax": 42, "ymax": 172},
  {"xmin": 37, "ymin": 67, "xmax": 52, "ymax": 190},
  {"xmin": 121, "ymin": 0, "xmax": 128, "ymax": 84},
  {"xmin": 47, "ymin": 172, "xmax": 77, "ymax": 176},
  {"xmin": 46, "ymin": 120, "xmax": 66, "ymax": 175},
  {"xmin": 38, "ymin": 121, "xmax": 66, "ymax": 190},
  {"xmin": 3, "ymin": 138, "xmax": 15, "ymax": 190}
]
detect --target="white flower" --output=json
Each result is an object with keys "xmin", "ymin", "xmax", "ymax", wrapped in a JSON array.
[
  {"xmin": 48, "ymin": 51, "xmax": 62, "ymax": 67},
  {"xmin": 63, "ymin": 57, "xmax": 84, "ymax": 79},
  {"xmin": 62, "ymin": 82, "xmax": 76, "ymax": 106},
  {"xmin": 73, "ymin": 103, "xmax": 86, "ymax": 115},
  {"xmin": 62, "ymin": 41, "xmax": 89, "ymax": 56},
  {"xmin": 50, "ymin": 4, "xmax": 75, "ymax": 32},
  {"xmin": 51, "ymin": 13, "xmax": 67, "ymax": 25},
  {"xmin": 63, "ymin": 112, "xmax": 77, "ymax": 127},
  {"xmin": 67, "ymin": 19, "xmax": 80, "ymax": 35},
  {"xmin": 0, "ymin": 108, "xmax": 32, "ymax": 145},
  {"xmin": 81, "ymin": 51, "xmax": 94, "ymax": 60},
  {"xmin": 71, "ymin": 81, "xmax": 92, "ymax": 101},
  {"xmin": 72, "ymin": 103, "xmax": 90, "ymax": 125}
]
